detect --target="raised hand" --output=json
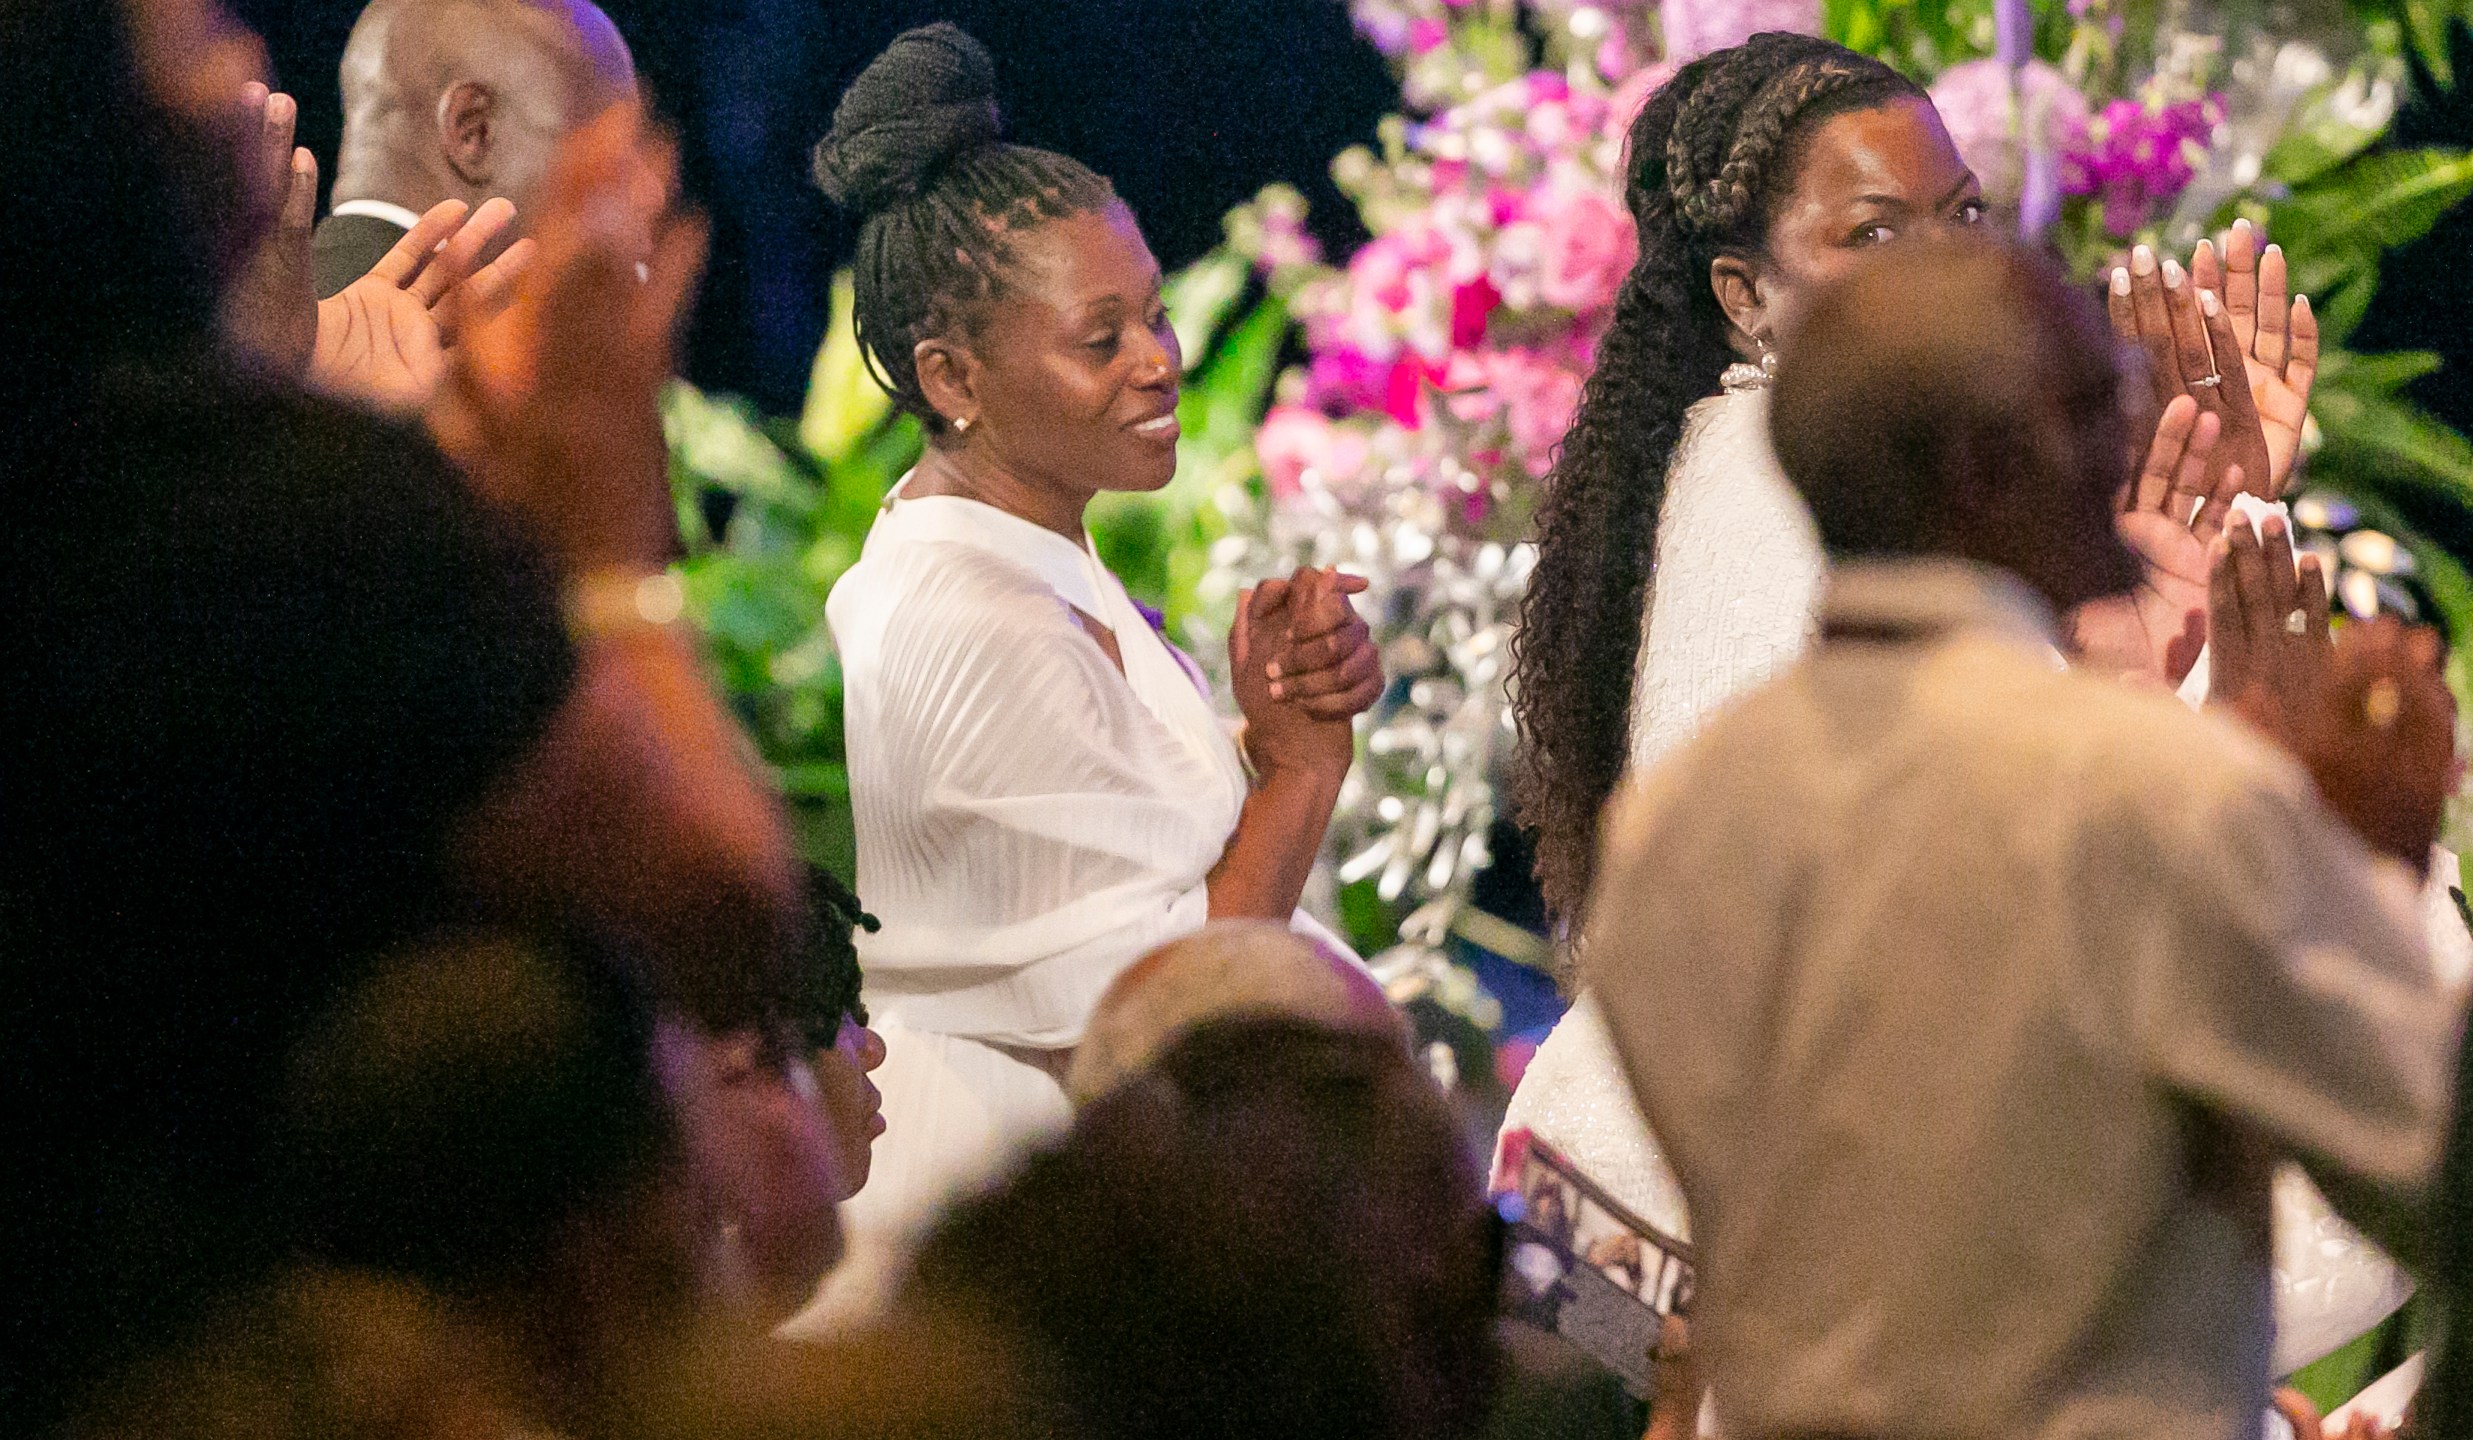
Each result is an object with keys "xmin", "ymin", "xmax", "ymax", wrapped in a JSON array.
[
  {"xmin": 218, "ymin": 83, "xmax": 319, "ymax": 377},
  {"xmin": 2275, "ymin": 616, "xmax": 2454, "ymax": 873},
  {"xmin": 2067, "ymin": 395, "xmax": 2240, "ymax": 685},
  {"xmin": 2107, "ymin": 243, "xmax": 2276, "ymax": 501},
  {"xmin": 2192, "ymin": 218, "xmax": 2318, "ymax": 496},
  {"xmin": 2208, "ymin": 509, "xmax": 2333, "ymax": 733},
  {"xmin": 433, "ymin": 102, "xmax": 704, "ymax": 574},
  {"xmin": 310, "ymin": 197, "xmax": 534, "ymax": 415}
]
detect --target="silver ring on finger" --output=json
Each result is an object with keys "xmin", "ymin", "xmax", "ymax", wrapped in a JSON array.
[
  {"xmin": 2189, "ymin": 373, "xmax": 2225, "ymax": 389},
  {"xmin": 2284, "ymin": 608, "xmax": 2309, "ymax": 636}
]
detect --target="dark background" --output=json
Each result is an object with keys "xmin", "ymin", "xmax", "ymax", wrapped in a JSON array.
[
  {"xmin": 232, "ymin": 0, "xmax": 2472, "ymax": 431},
  {"xmin": 232, "ymin": 0, "xmax": 1400, "ymax": 413}
]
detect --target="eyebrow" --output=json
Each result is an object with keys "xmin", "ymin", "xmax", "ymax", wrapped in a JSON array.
[{"xmin": 1848, "ymin": 177, "xmax": 1980, "ymax": 212}]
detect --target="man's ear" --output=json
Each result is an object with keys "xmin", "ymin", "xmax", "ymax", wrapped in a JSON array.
[
  {"xmin": 438, "ymin": 81, "xmax": 497, "ymax": 186},
  {"xmin": 914, "ymin": 336, "xmax": 980, "ymax": 431},
  {"xmin": 1709, "ymin": 254, "xmax": 1768, "ymax": 359}
]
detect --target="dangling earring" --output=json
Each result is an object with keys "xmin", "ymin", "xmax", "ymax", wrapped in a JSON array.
[{"xmin": 1719, "ymin": 332, "xmax": 1777, "ymax": 393}]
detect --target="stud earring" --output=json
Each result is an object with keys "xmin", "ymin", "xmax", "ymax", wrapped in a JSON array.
[{"xmin": 953, "ymin": 415, "xmax": 972, "ymax": 434}]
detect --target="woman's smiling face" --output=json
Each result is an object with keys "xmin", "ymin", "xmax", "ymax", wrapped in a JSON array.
[{"xmin": 944, "ymin": 201, "xmax": 1185, "ymax": 500}]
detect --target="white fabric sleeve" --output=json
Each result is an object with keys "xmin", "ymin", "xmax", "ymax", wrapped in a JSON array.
[{"xmin": 852, "ymin": 574, "xmax": 1235, "ymax": 1044}]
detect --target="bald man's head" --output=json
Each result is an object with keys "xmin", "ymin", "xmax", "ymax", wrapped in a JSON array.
[
  {"xmin": 333, "ymin": 0, "xmax": 636, "ymax": 230},
  {"xmin": 1067, "ymin": 923, "xmax": 1402, "ymax": 1106},
  {"xmin": 1769, "ymin": 239, "xmax": 2141, "ymax": 611}
]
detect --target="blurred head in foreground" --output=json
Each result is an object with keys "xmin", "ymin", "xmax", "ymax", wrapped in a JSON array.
[
  {"xmin": 1768, "ymin": 238, "xmax": 2139, "ymax": 610},
  {"xmin": 275, "ymin": 928, "xmax": 698, "ymax": 1430},
  {"xmin": 908, "ymin": 1015, "xmax": 1498, "ymax": 1440},
  {"xmin": 1067, "ymin": 921, "xmax": 1401, "ymax": 1104}
]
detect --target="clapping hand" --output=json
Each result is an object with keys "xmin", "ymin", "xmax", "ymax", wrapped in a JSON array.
[
  {"xmin": 1229, "ymin": 567, "xmax": 1382, "ymax": 782},
  {"xmin": 2207, "ymin": 507, "xmax": 2333, "ymax": 733},
  {"xmin": 2108, "ymin": 242, "xmax": 2279, "ymax": 501},
  {"xmin": 2264, "ymin": 612, "xmax": 2452, "ymax": 875},
  {"xmin": 432, "ymin": 102, "xmax": 705, "ymax": 574},
  {"xmin": 219, "ymin": 82, "xmax": 319, "ymax": 376},
  {"xmin": 313, "ymin": 196, "xmax": 534, "ymax": 415},
  {"xmin": 2273, "ymin": 1386, "xmax": 2396, "ymax": 1440},
  {"xmin": 2210, "ymin": 506, "xmax": 2453, "ymax": 874},
  {"xmin": 2192, "ymin": 218, "xmax": 2319, "ymax": 495},
  {"xmin": 2068, "ymin": 394, "xmax": 2241, "ymax": 685}
]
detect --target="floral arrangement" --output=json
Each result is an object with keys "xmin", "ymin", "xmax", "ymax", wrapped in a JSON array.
[
  {"xmin": 665, "ymin": 0, "xmax": 2473, "ymax": 1052},
  {"xmin": 1191, "ymin": 0, "xmax": 2473, "ymax": 983}
]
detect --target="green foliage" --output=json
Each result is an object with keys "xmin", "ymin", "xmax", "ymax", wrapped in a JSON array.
[
  {"xmin": 665, "ymin": 273, "xmax": 922, "ymax": 874},
  {"xmin": 2272, "ymin": 148, "xmax": 2473, "ymax": 320}
]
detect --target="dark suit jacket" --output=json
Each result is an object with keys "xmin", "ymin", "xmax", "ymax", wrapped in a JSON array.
[{"xmin": 312, "ymin": 212, "xmax": 408, "ymax": 298}]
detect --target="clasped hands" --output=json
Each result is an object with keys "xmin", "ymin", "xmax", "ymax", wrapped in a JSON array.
[{"xmin": 1229, "ymin": 568, "xmax": 1385, "ymax": 784}]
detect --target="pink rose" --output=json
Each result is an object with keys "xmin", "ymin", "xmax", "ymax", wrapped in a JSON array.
[
  {"xmin": 1488, "ymin": 349, "xmax": 1585, "ymax": 473},
  {"xmin": 1534, "ymin": 186, "xmax": 1636, "ymax": 313},
  {"xmin": 1660, "ymin": 0, "xmax": 1820, "ymax": 63},
  {"xmin": 1254, "ymin": 405, "xmax": 1370, "ymax": 498},
  {"xmin": 1348, "ymin": 226, "xmax": 1452, "ymax": 315},
  {"xmin": 1606, "ymin": 61, "xmax": 1677, "ymax": 144}
]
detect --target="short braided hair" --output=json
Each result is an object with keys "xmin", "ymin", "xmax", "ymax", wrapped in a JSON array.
[
  {"xmin": 812, "ymin": 24, "xmax": 1117, "ymax": 430},
  {"xmin": 1510, "ymin": 34, "xmax": 1923, "ymax": 924}
]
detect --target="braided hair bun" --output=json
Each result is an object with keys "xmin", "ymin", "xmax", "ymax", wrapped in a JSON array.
[
  {"xmin": 811, "ymin": 25, "xmax": 1116, "ymax": 429},
  {"xmin": 812, "ymin": 23, "xmax": 1001, "ymax": 217}
]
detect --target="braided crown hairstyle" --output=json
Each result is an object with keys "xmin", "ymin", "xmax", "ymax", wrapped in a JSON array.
[
  {"xmin": 1509, "ymin": 35, "xmax": 1923, "ymax": 922},
  {"xmin": 813, "ymin": 24, "xmax": 1117, "ymax": 431}
]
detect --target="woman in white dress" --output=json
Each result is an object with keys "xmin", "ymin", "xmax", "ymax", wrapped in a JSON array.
[
  {"xmin": 802, "ymin": 26, "xmax": 1382, "ymax": 1320},
  {"xmin": 1503, "ymin": 32, "xmax": 2440, "ymax": 1387}
]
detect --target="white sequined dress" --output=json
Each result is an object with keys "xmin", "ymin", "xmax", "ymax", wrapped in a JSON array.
[{"xmin": 1497, "ymin": 383, "xmax": 2467, "ymax": 1379}]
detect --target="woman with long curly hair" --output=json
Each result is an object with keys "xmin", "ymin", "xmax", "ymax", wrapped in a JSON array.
[
  {"xmin": 1500, "ymin": 33, "xmax": 1983, "ymax": 1242},
  {"xmin": 1499, "ymin": 31, "xmax": 2415, "ymax": 1400}
]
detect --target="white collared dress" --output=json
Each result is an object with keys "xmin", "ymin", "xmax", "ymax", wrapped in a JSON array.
[{"xmin": 798, "ymin": 482, "xmax": 1332, "ymax": 1326}]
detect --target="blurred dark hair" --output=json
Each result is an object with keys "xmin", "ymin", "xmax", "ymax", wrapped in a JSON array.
[
  {"xmin": 1509, "ymin": 34, "xmax": 1922, "ymax": 921},
  {"xmin": 1770, "ymin": 239, "xmax": 2120, "ymax": 556},
  {"xmin": 811, "ymin": 23, "xmax": 1117, "ymax": 431},
  {"xmin": 793, "ymin": 865, "xmax": 876, "ymax": 1047},
  {"xmin": 0, "ymin": 0, "xmax": 230, "ymax": 420},
  {"xmin": 275, "ymin": 927, "xmax": 671, "ymax": 1293},
  {"xmin": 907, "ymin": 1016, "xmax": 1498, "ymax": 1440}
]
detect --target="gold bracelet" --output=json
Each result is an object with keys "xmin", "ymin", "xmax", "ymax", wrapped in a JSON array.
[{"xmin": 566, "ymin": 568, "xmax": 687, "ymax": 643}]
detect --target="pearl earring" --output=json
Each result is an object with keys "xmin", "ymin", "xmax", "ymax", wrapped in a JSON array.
[{"xmin": 1719, "ymin": 335, "xmax": 1777, "ymax": 394}]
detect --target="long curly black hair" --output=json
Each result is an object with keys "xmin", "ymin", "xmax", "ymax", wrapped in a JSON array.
[{"xmin": 1509, "ymin": 34, "xmax": 1923, "ymax": 921}]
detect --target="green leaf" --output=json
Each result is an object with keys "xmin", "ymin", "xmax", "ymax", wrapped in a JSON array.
[
  {"xmin": 2277, "ymin": 149, "xmax": 2473, "ymax": 297},
  {"xmin": 2317, "ymin": 347, "xmax": 2444, "ymax": 395},
  {"xmin": 799, "ymin": 271, "xmax": 894, "ymax": 464},
  {"xmin": 1164, "ymin": 249, "xmax": 1251, "ymax": 372},
  {"xmin": 2313, "ymin": 387, "xmax": 2473, "ymax": 506}
]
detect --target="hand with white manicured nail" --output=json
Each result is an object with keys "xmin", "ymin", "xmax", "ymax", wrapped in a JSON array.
[
  {"xmin": 2105, "ymin": 241, "xmax": 2278, "ymax": 502},
  {"xmin": 2192, "ymin": 218, "xmax": 2319, "ymax": 494}
]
